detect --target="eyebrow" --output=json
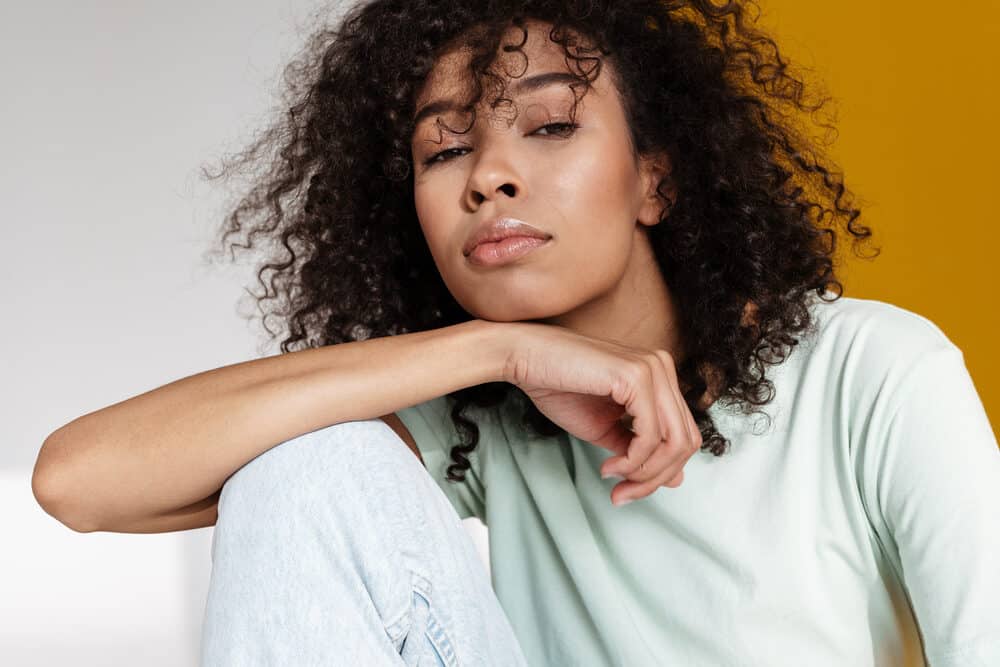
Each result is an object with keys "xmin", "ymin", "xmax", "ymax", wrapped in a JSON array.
[{"xmin": 412, "ymin": 71, "xmax": 579, "ymax": 128}]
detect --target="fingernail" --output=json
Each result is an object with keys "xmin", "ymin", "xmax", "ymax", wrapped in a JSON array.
[
  {"xmin": 613, "ymin": 496, "xmax": 634, "ymax": 507},
  {"xmin": 602, "ymin": 472, "xmax": 625, "ymax": 481}
]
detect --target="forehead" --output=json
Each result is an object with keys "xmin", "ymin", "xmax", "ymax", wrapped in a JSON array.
[{"xmin": 412, "ymin": 20, "xmax": 610, "ymax": 126}]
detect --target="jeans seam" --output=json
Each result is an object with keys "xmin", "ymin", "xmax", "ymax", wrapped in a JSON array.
[
  {"xmin": 424, "ymin": 608, "xmax": 456, "ymax": 666},
  {"xmin": 383, "ymin": 611, "xmax": 410, "ymax": 651},
  {"xmin": 381, "ymin": 545, "xmax": 414, "ymax": 649},
  {"xmin": 411, "ymin": 570, "xmax": 459, "ymax": 666}
]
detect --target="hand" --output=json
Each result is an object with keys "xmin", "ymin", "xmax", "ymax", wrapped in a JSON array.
[{"xmin": 500, "ymin": 321, "xmax": 703, "ymax": 506}]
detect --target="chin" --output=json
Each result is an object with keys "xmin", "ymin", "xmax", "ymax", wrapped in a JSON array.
[{"xmin": 467, "ymin": 302, "xmax": 563, "ymax": 323}]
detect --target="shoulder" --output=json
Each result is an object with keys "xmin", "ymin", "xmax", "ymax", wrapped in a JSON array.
[
  {"xmin": 801, "ymin": 293, "xmax": 965, "ymax": 424},
  {"xmin": 808, "ymin": 292, "xmax": 959, "ymax": 366}
]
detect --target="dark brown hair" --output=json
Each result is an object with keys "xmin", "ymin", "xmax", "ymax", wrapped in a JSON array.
[{"xmin": 203, "ymin": 0, "xmax": 878, "ymax": 483}]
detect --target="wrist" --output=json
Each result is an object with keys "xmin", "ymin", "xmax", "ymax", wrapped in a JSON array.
[{"xmin": 456, "ymin": 318, "xmax": 518, "ymax": 385}]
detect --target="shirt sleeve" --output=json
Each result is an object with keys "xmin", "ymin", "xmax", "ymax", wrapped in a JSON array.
[
  {"xmin": 395, "ymin": 395, "xmax": 488, "ymax": 523},
  {"xmin": 860, "ymin": 341, "xmax": 1000, "ymax": 666}
]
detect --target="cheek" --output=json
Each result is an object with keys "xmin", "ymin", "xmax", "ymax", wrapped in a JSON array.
[
  {"xmin": 550, "ymin": 135, "xmax": 637, "ymax": 216},
  {"xmin": 412, "ymin": 184, "xmax": 449, "ymax": 255},
  {"xmin": 544, "ymin": 137, "xmax": 640, "ymax": 250},
  {"xmin": 413, "ymin": 184, "xmax": 435, "ymax": 230}
]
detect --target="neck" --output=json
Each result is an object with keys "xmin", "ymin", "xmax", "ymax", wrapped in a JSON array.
[{"xmin": 538, "ymin": 225, "xmax": 685, "ymax": 363}]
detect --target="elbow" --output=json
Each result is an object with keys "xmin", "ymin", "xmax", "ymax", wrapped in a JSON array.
[
  {"xmin": 32, "ymin": 470, "xmax": 100, "ymax": 533},
  {"xmin": 33, "ymin": 432, "xmax": 101, "ymax": 533}
]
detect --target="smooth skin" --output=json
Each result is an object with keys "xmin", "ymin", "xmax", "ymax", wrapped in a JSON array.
[
  {"xmin": 34, "ymin": 19, "xmax": 715, "ymax": 533},
  {"xmin": 410, "ymin": 19, "xmax": 708, "ymax": 500}
]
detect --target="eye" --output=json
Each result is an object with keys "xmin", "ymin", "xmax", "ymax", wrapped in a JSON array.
[
  {"xmin": 531, "ymin": 121, "xmax": 579, "ymax": 137},
  {"xmin": 421, "ymin": 122, "xmax": 580, "ymax": 167},
  {"xmin": 423, "ymin": 146, "xmax": 471, "ymax": 166}
]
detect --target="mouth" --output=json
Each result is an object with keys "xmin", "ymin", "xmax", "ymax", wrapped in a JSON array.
[
  {"xmin": 466, "ymin": 235, "xmax": 551, "ymax": 268},
  {"xmin": 462, "ymin": 216, "xmax": 551, "ymax": 257}
]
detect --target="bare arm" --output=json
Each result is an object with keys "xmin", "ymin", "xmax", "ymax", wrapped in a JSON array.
[
  {"xmin": 32, "ymin": 319, "xmax": 508, "ymax": 533},
  {"xmin": 44, "ymin": 414, "xmax": 422, "ymax": 535},
  {"xmin": 59, "ymin": 489, "xmax": 224, "ymax": 534}
]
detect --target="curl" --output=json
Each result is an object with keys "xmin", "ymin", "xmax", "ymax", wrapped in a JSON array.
[{"xmin": 202, "ymin": 0, "xmax": 879, "ymax": 483}]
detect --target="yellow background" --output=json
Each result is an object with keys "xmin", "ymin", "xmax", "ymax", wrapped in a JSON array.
[{"xmin": 757, "ymin": 0, "xmax": 999, "ymax": 442}]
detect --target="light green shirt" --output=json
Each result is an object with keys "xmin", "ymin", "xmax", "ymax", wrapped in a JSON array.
[{"xmin": 396, "ymin": 295, "xmax": 1000, "ymax": 666}]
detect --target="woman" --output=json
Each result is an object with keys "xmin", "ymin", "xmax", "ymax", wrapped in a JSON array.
[{"xmin": 33, "ymin": 0, "xmax": 999, "ymax": 665}]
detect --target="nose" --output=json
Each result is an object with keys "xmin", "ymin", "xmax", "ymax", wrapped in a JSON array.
[
  {"xmin": 466, "ymin": 181, "xmax": 517, "ymax": 207},
  {"xmin": 463, "ymin": 145, "xmax": 523, "ymax": 209}
]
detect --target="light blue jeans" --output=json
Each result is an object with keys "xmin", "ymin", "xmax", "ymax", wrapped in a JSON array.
[{"xmin": 200, "ymin": 418, "xmax": 530, "ymax": 666}]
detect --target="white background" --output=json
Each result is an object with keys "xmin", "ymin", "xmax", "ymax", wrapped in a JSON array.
[{"xmin": 1, "ymin": 2, "xmax": 490, "ymax": 664}]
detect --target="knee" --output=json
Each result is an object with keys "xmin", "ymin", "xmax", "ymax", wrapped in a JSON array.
[
  {"xmin": 210, "ymin": 418, "xmax": 432, "ymax": 569},
  {"xmin": 216, "ymin": 418, "xmax": 421, "ymax": 523}
]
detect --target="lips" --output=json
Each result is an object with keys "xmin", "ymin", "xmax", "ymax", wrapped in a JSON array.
[{"xmin": 463, "ymin": 216, "xmax": 551, "ymax": 256}]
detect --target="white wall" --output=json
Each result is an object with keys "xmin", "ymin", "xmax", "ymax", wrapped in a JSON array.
[{"xmin": 1, "ymin": 2, "xmax": 489, "ymax": 664}]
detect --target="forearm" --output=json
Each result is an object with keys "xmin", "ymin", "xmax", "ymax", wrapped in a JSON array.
[{"xmin": 33, "ymin": 319, "xmax": 509, "ymax": 531}]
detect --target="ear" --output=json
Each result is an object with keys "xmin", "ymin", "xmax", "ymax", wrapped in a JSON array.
[{"xmin": 636, "ymin": 151, "xmax": 674, "ymax": 227}]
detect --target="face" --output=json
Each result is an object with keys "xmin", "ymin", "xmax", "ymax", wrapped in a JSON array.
[{"xmin": 410, "ymin": 19, "xmax": 669, "ymax": 323}]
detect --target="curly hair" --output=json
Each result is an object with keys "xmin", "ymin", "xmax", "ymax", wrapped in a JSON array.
[{"xmin": 202, "ymin": 0, "xmax": 879, "ymax": 484}]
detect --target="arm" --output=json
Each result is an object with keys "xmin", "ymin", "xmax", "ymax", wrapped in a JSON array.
[
  {"xmin": 32, "ymin": 319, "xmax": 508, "ymax": 533},
  {"xmin": 859, "ymin": 343, "xmax": 1000, "ymax": 665},
  {"xmin": 71, "ymin": 489, "xmax": 222, "ymax": 534},
  {"xmin": 47, "ymin": 414, "xmax": 422, "ymax": 535}
]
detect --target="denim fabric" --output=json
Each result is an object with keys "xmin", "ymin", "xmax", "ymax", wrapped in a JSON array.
[{"xmin": 200, "ymin": 418, "xmax": 529, "ymax": 666}]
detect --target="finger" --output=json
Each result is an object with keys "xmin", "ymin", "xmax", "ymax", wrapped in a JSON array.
[
  {"xmin": 623, "ymin": 350, "xmax": 688, "ymax": 485},
  {"xmin": 609, "ymin": 353, "xmax": 700, "ymax": 500},
  {"xmin": 598, "ymin": 415, "xmax": 634, "ymax": 460},
  {"xmin": 669, "ymin": 355, "xmax": 705, "ymax": 447},
  {"xmin": 608, "ymin": 439, "xmax": 674, "ymax": 503},
  {"xmin": 654, "ymin": 398, "xmax": 701, "ymax": 490},
  {"xmin": 654, "ymin": 350, "xmax": 703, "ymax": 469},
  {"xmin": 611, "ymin": 458, "xmax": 684, "ymax": 502},
  {"xmin": 613, "ymin": 355, "xmax": 675, "ymax": 485},
  {"xmin": 654, "ymin": 380, "xmax": 702, "ymax": 489},
  {"xmin": 602, "ymin": 359, "xmax": 664, "ymax": 479},
  {"xmin": 602, "ymin": 352, "xmax": 686, "ymax": 482},
  {"xmin": 605, "ymin": 353, "xmax": 681, "ymax": 505},
  {"xmin": 596, "ymin": 416, "xmax": 637, "ymax": 480},
  {"xmin": 610, "ymin": 444, "xmax": 694, "ymax": 504}
]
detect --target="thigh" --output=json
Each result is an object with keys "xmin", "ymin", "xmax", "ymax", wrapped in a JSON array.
[
  {"xmin": 203, "ymin": 418, "xmax": 529, "ymax": 666},
  {"xmin": 368, "ymin": 418, "xmax": 530, "ymax": 666}
]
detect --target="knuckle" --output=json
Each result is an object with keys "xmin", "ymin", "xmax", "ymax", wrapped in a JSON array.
[
  {"xmin": 626, "ymin": 359, "xmax": 648, "ymax": 383},
  {"xmin": 653, "ymin": 349, "xmax": 676, "ymax": 368},
  {"xmin": 658, "ymin": 416, "xmax": 671, "ymax": 442},
  {"xmin": 667, "ymin": 433, "xmax": 688, "ymax": 454}
]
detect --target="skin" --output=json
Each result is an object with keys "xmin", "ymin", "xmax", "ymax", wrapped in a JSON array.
[{"xmin": 410, "ymin": 19, "xmax": 685, "ymax": 363}]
